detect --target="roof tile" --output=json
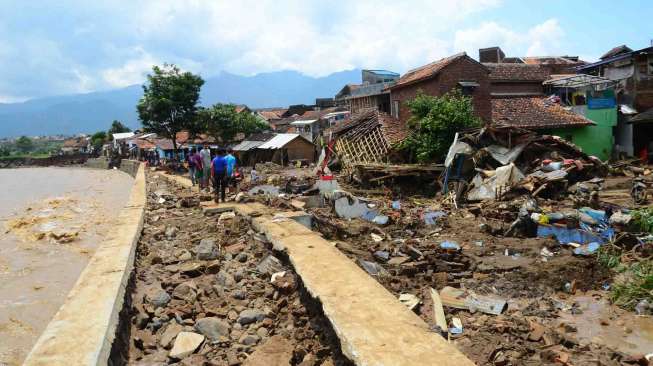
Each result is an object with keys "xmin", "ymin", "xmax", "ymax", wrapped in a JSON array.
[{"xmin": 492, "ymin": 96, "xmax": 595, "ymax": 129}]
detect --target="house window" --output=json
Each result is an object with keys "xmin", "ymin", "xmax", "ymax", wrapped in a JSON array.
[
  {"xmin": 458, "ymin": 81, "xmax": 479, "ymax": 96},
  {"xmin": 392, "ymin": 100, "xmax": 399, "ymax": 118},
  {"xmin": 648, "ymin": 55, "xmax": 653, "ymax": 75}
]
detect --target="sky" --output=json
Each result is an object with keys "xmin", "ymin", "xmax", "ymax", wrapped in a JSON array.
[{"xmin": 0, "ymin": 0, "xmax": 651, "ymax": 103}]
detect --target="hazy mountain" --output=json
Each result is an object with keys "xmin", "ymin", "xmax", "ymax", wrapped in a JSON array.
[{"xmin": 0, "ymin": 69, "xmax": 360, "ymax": 137}]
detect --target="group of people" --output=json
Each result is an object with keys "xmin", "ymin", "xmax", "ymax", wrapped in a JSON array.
[{"xmin": 187, "ymin": 144, "xmax": 239, "ymax": 204}]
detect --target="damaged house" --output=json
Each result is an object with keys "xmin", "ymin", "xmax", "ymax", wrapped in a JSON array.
[{"xmin": 335, "ymin": 70, "xmax": 400, "ymax": 114}]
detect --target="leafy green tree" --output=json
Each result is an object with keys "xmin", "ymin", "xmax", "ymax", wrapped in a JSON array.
[
  {"xmin": 199, "ymin": 104, "xmax": 268, "ymax": 143},
  {"xmin": 15, "ymin": 136, "xmax": 34, "ymax": 153},
  {"xmin": 0, "ymin": 146, "xmax": 10, "ymax": 156},
  {"xmin": 91, "ymin": 131, "xmax": 107, "ymax": 150},
  {"xmin": 107, "ymin": 120, "xmax": 131, "ymax": 139},
  {"xmin": 400, "ymin": 90, "xmax": 482, "ymax": 163},
  {"xmin": 137, "ymin": 64, "xmax": 204, "ymax": 153}
]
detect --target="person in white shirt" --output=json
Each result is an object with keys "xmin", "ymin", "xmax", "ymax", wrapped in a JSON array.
[{"xmin": 199, "ymin": 143, "xmax": 212, "ymax": 189}]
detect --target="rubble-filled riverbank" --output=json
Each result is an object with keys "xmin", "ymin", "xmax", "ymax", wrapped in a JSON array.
[{"xmin": 126, "ymin": 173, "xmax": 352, "ymax": 365}]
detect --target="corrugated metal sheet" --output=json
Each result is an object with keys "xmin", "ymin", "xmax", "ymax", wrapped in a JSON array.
[
  {"xmin": 113, "ymin": 132, "xmax": 135, "ymax": 140},
  {"xmin": 233, "ymin": 140, "xmax": 265, "ymax": 151},
  {"xmin": 258, "ymin": 133, "xmax": 301, "ymax": 149}
]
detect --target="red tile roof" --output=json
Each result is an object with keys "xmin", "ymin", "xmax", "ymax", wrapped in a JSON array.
[
  {"xmin": 484, "ymin": 63, "xmax": 550, "ymax": 81},
  {"xmin": 390, "ymin": 53, "xmax": 485, "ymax": 90},
  {"xmin": 600, "ymin": 45, "xmax": 632, "ymax": 60},
  {"xmin": 259, "ymin": 111, "xmax": 281, "ymax": 120},
  {"xmin": 330, "ymin": 108, "xmax": 409, "ymax": 145},
  {"xmin": 492, "ymin": 96, "xmax": 595, "ymax": 129},
  {"xmin": 63, "ymin": 137, "xmax": 88, "ymax": 148}
]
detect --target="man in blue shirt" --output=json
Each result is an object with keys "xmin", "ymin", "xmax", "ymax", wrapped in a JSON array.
[
  {"xmin": 224, "ymin": 148, "xmax": 237, "ymax": 194},
  {"xmin": 211, "ymin": 148, "xmax": 228, "ymax": 203}
]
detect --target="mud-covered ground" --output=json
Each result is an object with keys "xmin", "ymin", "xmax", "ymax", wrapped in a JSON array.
[
  {"xmin": 308, "ymin": 190, "xmax": 653, "ymax": 366},
  {"xmin": 125, "ymin": 173, "xmax": 351, "ymax": 365}
]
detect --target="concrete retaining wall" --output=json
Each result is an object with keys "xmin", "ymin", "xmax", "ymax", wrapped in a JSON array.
[
  {"xmin": 24, "ymin": 162, "xmax": 146, "ymax": 366},
  {"xmin": 85, "ymin": 157, "xmax": 110, "ymax": 170}
]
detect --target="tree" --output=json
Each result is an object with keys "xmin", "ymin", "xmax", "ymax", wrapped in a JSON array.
[
  {"xmin": 91, "ymin": 131, "xmax": 107, "ymax": 151},
  {"xmin": 199, "ymin": 104, "xmax": 268, "ymax": 143},
  {"xmin": 107, "ymin": 120, "xmax": 131, "ymax": 139},
  {"xmin": 400, "ymin": 90, "xmax": 482, "ymax": 163},
  {"xmin": 137, "ymin": 64, "xmax": 204, "ymax": 155},
  {"xmin": 15, "ymin": 136, "xmax": 34, "ymax": 153}
]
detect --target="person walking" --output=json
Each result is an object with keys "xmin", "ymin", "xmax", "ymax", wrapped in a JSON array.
[
  {"xmin": 187, "ymin": 148, "xmax": 198, "ymax": 185},
  {"xmin": 211, "ymin": 149, "xmax": 228, "ymax": 203},
  {"xmin": 224, "ymin": 148, "xmax": 237, "ymax": 195},
  {"xmin": 200, "ymin": 143, "xmax": 212, "ymax": 189}
]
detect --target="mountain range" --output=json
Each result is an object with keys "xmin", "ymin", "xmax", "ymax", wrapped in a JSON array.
[{"xmin": 0, "ymin": 69, "xmax": 361, "ymax": 138}]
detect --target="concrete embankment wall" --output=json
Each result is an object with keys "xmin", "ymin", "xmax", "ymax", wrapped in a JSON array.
[
  {"xmin": 23, "ymin": 161, "xmax": 146, "ymax": 366},
  {"xmin": 0, "ymin": 153, "xmax": 89, "ymax": 169}
]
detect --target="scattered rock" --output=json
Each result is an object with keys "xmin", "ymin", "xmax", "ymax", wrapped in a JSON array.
[
  {"xmin": 194, "ymin": 317, "xmax": 231, "ymax": 341},
  {"xmin": 172, "ymin": 281, "xmax": 197, "ymax": 302},
  {"xmin": 239, "ymin": 334, "xmax": 260, "ymax": 345},
  {"xmin": 146, "ymin": 289, "xmax": 171, "ymax": 308},
  {"xmin": 169, "ymin": 331, "xmax": 204, "ymax": 359},
  {"xmin": 160, "ymin": 321, "xmax": 184, "ymax": 348},
  {"xmin": 238, "ymin": 309, "xmax": 265, "ymax": 325},
  {"xmin": 196, "ymin": 238, "xmax": 219, "ymax": 260},
  {"xmin": 243, "ymin": 335, "xmax": 293, "ymax": 366}
]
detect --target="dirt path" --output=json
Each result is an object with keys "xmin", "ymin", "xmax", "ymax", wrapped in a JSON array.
[{"xmin": 125, "ymin": 173, "xmax": 351, "ymax": 365}]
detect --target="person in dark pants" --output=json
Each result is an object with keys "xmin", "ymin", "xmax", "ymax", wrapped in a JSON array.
[{"xmin": 211, "ymin": 148, "xmax": 228, "ymax": 203}]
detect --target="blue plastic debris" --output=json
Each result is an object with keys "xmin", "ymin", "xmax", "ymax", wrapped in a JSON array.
[
  {"xmin": 392, "ymin": 200, "xmax": 401, "ymax": 210},
  {"xmin": 537, "ymin": 224, "xmax": 605, "ymax": 244},
  {"xmin": 424, "ymin": 211, "xmax": 447, "ymax": 225},
  {"xmin": 372, "ymin": 215, "xmax": 389, "ymax": 225},
  {"xmin": 579, "ymin": 207, "xmax": 607, "ymax": 224},
  {"xmin": 440, "ymin": 241, "xmax": 461, "ymax": 250},
  {"xmin": 573, "ymin": 242, "xmax": 602, "ymax": 256}
]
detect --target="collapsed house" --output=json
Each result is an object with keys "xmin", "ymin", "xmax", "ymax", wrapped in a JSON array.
[
  {"xmin": 443, "ymin": 125, "xmax": 607, "ymax": 202},
  {"xmin": 327, "ymin": 109, "xmax": 445, "ymax": 187}
]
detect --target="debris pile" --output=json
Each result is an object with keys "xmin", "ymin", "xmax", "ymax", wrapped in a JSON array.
[{"xmin": 444, "ymin": 125, "xmax": 607, "ymax": 202}]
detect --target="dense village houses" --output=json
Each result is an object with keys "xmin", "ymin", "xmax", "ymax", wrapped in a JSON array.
[
  {"xmin": 335, "ymin": 70, "xmax": 400, "ymax": 114},
  {"xmin": 577, "ymin": 44, "xmax": 653, "ymax": 159},
  {"xmin": 476, "ymin": 46, "xmax": 616, "ymax": 160},
  {"xmin": 61, "ymin": 136, "xmax": 90, "ymax": 154}
]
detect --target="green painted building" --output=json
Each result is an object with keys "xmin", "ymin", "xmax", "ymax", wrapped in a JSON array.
[{"xmin": 543, "ymin": 87, "xmax": 617, "ymax": 161}]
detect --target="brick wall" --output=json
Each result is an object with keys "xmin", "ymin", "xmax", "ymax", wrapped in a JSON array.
[{"xmin": 389, "ymin": 58, "xmax": 492, "ymax": 123}]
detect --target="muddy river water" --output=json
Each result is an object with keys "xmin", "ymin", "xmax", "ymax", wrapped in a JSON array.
[{"xmin": 0, "ymin": 167, "xmax": 133, "ymax": 365}]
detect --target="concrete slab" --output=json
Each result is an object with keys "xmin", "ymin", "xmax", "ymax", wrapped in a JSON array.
[
  {"xmin": 161, "ymin": 173, "xmax": 474, "ymax": 365},
  {"xmin": 238, "ymin": 203, "xmax": 474, "ymax": 366},
  {"xmin": 24, "ymin": 163, "xmax": 147, "ymax": 366}
]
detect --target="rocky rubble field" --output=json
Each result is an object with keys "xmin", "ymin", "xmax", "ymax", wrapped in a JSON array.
[{"xmin": 124, "ymin": 173, "xmax": 351, "ymax": 365}]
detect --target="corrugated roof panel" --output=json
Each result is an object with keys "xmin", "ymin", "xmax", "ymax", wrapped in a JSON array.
[
  {"xmin": 233, "ymin": 140, "xmax": 265, "ymax": 151},
  {"xmin": 258, "ymin": 133, "xmax": 300, "ymax": 149}
]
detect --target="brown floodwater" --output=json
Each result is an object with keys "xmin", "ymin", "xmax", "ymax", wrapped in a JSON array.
[
  {"xmin": 0, "ymin": 167, "xmax": 133, "ymax": 365},
  {"xmin": 558, "ymin": 292, "xmax": 653, "ymax": 356}
]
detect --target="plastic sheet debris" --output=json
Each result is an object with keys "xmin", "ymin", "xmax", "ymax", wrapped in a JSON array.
[
  {"xmin": 540, "ymin": 247, "xmax": 554, "ymax": 257},
  {"xmin": 537, "ymin": 224, "xmax": 605, "ymax": 245},
  {"xmin": 440, "ymin": 241, "xmax": 461, "ymax": 251},
  {"xmin": 424, "ymin": 211, "xmax": 447, "ymax": 225},
  {"xmin": 439, "ymin": 286, "xmax": 507, "ymax": 315},
  {"xmin": 573, "ymin": 242, "xmax": 601, "ymax": 256},
  {"xmin": 449, "ymin": 317, "xmax": 463, "ymax": 335},
  {"xmin": 392, "ymin": 200, "xmax": 401, "ymax": 210},
  {"xmin": 398, "ymin": 293, "xmax": 420, "ymax": 310},
  {"xmin": 358, "ymin": 259, "xmax": 388, "ymax": 276},
  {"xmin": 370, "ymin": 233, "xmax": 383, "ymax": 242},
  {"xmin": 373, "ymin": 250, "xmax": 390, "ymax": 262}
]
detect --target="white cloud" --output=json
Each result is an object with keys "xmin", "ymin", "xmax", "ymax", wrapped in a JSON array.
[
  {"xmin": 101, "ymin": 50, "xmax": 159, "ymax": 88},
  {"xmin": 453, "ymin": 18, "xmax": 565, "ymax": 59}
]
